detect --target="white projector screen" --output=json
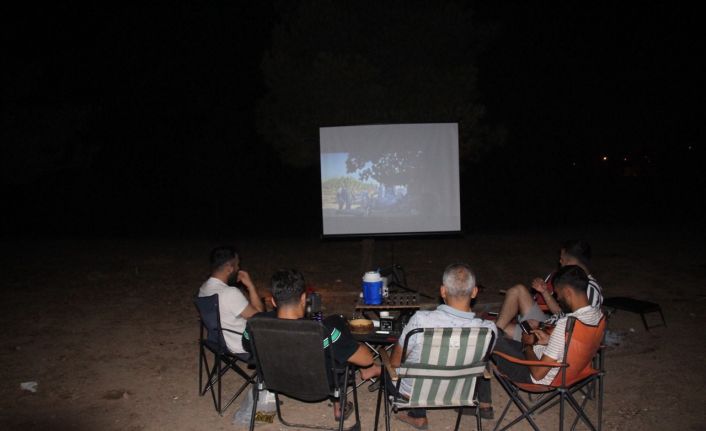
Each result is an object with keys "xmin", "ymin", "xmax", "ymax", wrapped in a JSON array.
[{"xmin": 320, "ymin": 123, "xmax": 461, "ymax": 236}]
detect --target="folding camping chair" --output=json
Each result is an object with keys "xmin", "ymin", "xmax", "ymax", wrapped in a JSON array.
[
  {"xmin": 491, "ymin": 316, "xmax": 606, "ymax": 431},
  {"xmin": 246, "ymin": 317, "xmax": 361, "ymax": 431},
  {"xmin": 375, "ymin": 327, "xmax": 496, "ymax": 431},
  {"xmin": 194, "ymin": 294, "xmax": 255, "ymax": 415}
]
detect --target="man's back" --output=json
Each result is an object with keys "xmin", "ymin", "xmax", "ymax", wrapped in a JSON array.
[
  {"xmin": 242, "ymin": 311, "xmax": 359, "ymax": 372},
  {"xmin": 198, "ymin": 277, "xmax": 249, "ymax": 353},
  {"xmin": 398, "ymin": 304, "xmax": 497, "ymax": 394}
]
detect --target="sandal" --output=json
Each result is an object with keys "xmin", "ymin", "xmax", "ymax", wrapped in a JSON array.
[{"xmin": 334, "ymin": 401, "xmax": 354, "ymax": 421}]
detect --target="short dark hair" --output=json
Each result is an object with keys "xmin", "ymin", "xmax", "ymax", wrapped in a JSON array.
[
  {"xmin": 271, "ymin": 268, "xmax": 305, "ymax": 307},
  {"xmin": 553, "ymin": 264, "xmax": 589, "ymax": 295},
  {"xmin": 562, "ymin": 240, "xmax": 591, "ymax": 267},
  {"xmin": 209, "ymin": 246, "xmax": 238, "ymax": 272}
]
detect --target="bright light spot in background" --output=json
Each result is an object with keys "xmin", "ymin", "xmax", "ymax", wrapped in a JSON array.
[
  {"xmin": 688, "ymin": 145, "xmax": 693, "ymax": 150},
  {"xmin": 602, "ymin": 156, "xmax": 608, "ymax": 161}
]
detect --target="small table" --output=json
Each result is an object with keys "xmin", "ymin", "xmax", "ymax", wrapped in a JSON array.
[
  {"xmin": 355, "ymin": 292, "xmax": 424, "ymax": 321},
  {"xmin": 603, "ymin": 296, "xmax": 667, "ymax": 330},
  {"xmin": 352, "ymin": 331, "xmax": 399, "ymax": 346},
  {"xmin": 352, "ymin": 330, "xmax": 400, "ymax": 392}
]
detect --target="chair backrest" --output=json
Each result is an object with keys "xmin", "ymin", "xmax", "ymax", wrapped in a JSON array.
[
  {"xmin": 552, "ymin": 316, "xmax": 606, "ymax": 386},
  {"xmin": 397, "ymin": 327, "xmax": 495, "ymax": 408},
  {"xmin": 194, "ymin": 294, "xmax": 227, "ymax": 348},
  {"xmin": 248, "ymin": 317, "xmax": 335, "ymax": 402}
]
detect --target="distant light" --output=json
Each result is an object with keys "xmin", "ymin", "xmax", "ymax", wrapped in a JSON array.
[
  {"xmin": 572, "ymin": 161, "xmax": 577, "ymax": 167},
  {"xmin": 623, "ymin": 157, "xmax": 628, "ymax": 161},
  {"xmin": 602, "ymin": 156, "xmax": 608, "ymax": 161},
  {"xmin": 688, "ymin": 145, "xmax": 693, "ymax": 150}
]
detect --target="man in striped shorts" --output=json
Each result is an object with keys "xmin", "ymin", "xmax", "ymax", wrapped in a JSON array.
[
  {"xmin": 389, "ymin": 263, "xmax": 498, "ymax": 429},
  {"xmin": 495, "ymin": 240, "xmax": 603, "ymax": 341}
]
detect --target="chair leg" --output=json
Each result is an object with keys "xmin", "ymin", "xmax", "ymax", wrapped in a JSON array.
[
  {"xmin": 565, "ymin": 392, "xmax": 597, "ymax": 431},
  {"xmin": 221, "ymin": 372, "xmax": 253, "ymax": 413},
  {"xmin": 383, "ymin": 374, "xmax": 391, "ymax": 431},
  {"xmin": 492, "ymin": 399, "xmax": 513, "ymax": 431},
  {"xmin": 216, "ymin": 356, "xmax": 223, "ymax": 415},
  {"xmin": 598, "ymin": 373, "xmax": 604, "ymax": 431},
  {"xmin": 374, "ymin": 368, "xmax": 383, "ymax": 430},
  {"xmin": 493, "ymin": 377, "xmax": 543, "ymax": 431},
  {"xmin": 198, "ymin": 345, "xmax": 203, "ymax": 396},
  {"xmin": 338, "ymin": 368, "xmax": 349, "ymax": 431},
  {"xmin": 249, "ymin": 384, "xmax": 260, "ymax": 431},
  {"xmin": 658, "ymin": 307, "xmax": 667, "ymax": 327},
  {"xmin": 559, "ymin": 390, "xmax": 565, "ymax": 431},
  {"xmin": 454, "ymin": 407, "xmax": 463, "ymax": 431},
  {"xmin": 350, "ymin": 369, "xmax": 361, "ymax": 430}
]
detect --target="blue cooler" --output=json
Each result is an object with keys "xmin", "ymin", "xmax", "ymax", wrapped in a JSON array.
[{"xmin": 362, "ymin": 271, "xmax": 383, "ymax": 305}]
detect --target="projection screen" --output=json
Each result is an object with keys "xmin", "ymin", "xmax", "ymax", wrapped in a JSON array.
[{"xmin": 320, "ymin": 123, "xmax": 461, "ymax": 236}]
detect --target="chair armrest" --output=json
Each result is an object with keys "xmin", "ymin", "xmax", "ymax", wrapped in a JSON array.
[
  {"xmin": 492, "ymin": 350, "xmax": 567, "ymax": 368},
  {"xmin": 378, "ymin": 348, "xmax": 399, "ymax": 381}
]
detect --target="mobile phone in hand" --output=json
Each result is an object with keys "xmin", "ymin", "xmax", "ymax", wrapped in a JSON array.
[{"xmin": 520, "ymin": 320, "xmax": 533, "ymax": 334}]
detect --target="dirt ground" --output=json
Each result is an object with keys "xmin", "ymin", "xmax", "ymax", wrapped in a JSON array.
[{"xmin": 1, "ymin": 227, "xmax": 705, "ymax": 430}]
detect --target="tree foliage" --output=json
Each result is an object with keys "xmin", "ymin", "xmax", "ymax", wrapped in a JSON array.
[
  {"xmin": 258, "ymin": 0, "xmax": 502, "ymax": 168},
  {"xmin": 321, "ymin": 176, "xmax": 375, "ymax": 194}
]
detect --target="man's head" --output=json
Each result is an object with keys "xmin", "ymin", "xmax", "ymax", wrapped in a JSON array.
[
  {"xmin": 271, "ymin": 268, "xmax": 306, "ymax": 316},
  {"xmin": 440, "ymin": 263, "xmax": 478, "ymax": 308},
  {"xmin": 559, "ymin": 240, "xmax": 591, "ymax": 270},
  {"xmin": 209, "ymin": 246, "xmax": 240, "ymax": 283},
  {"xmin": 552, "ymin": 265, "xmax": 589, "ymax": 313}
]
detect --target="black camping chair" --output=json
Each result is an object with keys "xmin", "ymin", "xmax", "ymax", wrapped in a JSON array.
[
  {"xmin": 194, "ymin": 294, "xmax": 255, "ymax": 415},
  {"xmin": 247, "ymin": 317, "xmax": 361, "ymax": 431}
]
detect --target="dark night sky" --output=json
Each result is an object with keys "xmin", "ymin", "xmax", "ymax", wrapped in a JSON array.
[{"xmin": 1, "ymin": 2, "xmax": 702, "ymax": 238}]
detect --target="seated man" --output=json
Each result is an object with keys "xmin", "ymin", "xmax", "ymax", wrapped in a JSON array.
[
  {"xmin": 492, "ymin": 265, "xmax": 604, "ymax": 387},
  {"xmin": 198, "ymin": 246, "xmax": 265, "ymax": 355},
  {"xmin": 495, "ymin": 239, "xmax": 603, "ymax": 341},
  {"xmin": 242, "ymin": 268, "xmax": 380, "ymax": 421},
  {"xmin": 389, "ymin": 263, "xmax": 498, "ymax": 429}
]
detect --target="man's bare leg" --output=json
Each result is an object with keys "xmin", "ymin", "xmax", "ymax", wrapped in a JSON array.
[{"xmin": 495, "ymin": 284, "xmax": 537, "ymax": 337}]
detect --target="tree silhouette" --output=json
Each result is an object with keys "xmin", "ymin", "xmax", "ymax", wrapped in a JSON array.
[{"xmin": 258, "ymin": 0, "xmax": 501, "ymax": 168}]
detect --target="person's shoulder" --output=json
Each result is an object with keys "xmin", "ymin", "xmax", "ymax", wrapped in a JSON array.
[
  {"xmin": 323, "ymin": 314, "xmax": 347, "ymax": 329},
  {"xmin": 408, "ymin": 309, "xmax": 437, "ymax": 323},
  {"xmin": 475, "ymin": 317, "xmax": 497, "ymax": 332},
  {"xmin": 198, "ymin": 277, "xmax": 222, "ymax": 294}
]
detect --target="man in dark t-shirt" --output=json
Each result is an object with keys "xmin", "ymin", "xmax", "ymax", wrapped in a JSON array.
[{"xmin": 242, "ymin": 268, "xmax": 380, "ymax": 421}]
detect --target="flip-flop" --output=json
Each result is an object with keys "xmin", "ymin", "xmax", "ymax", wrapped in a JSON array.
[
  {"xmin": 334, "ymin": 401, "xmax": 354, "ymax": 421},
  {"xmin": 395, "ymin": 413, "xmax": 429, "ymax": 430}
]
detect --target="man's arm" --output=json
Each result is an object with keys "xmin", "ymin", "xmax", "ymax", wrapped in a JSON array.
[
  {"xmin": 522, "ymin": 329, "xmax": 559, "ymax": 380},
  {"xmin": 237, "ymin": 270, "xmax": 265, "ymax": 315},
  {"xmin": 390, "ymin": 343, "xmax": 404, "ymax": 368},
  {"xmin": 522, "ymin": 345, "xmax": 557, "ymax": 381},
  {"xmin": 532, "ymin": 278, "xmax": 562, "ymax": 315},
  {"xmin": 347, "ymin": 344, "xmax": 375, "ymax": 368}
]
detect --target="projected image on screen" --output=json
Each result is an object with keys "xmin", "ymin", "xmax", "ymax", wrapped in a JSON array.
[{"xmin": 320, "ymin": 123, "xmax": 460, "ymax": 236}]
